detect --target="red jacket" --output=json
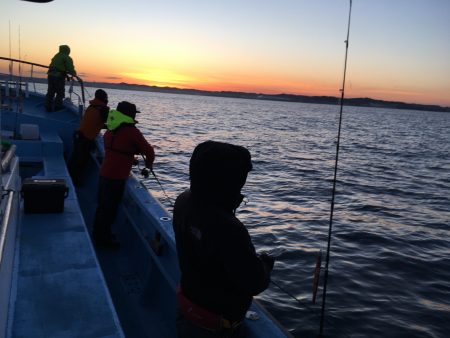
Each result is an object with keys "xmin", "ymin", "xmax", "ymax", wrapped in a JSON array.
[{"xmin": 100, "ymin": 124, "xmax": 155, "ymax": 180}]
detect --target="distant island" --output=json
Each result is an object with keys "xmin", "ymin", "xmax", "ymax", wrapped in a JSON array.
[{"xmin": 2, "ymin": 73, "xmax": 449, "ymax": 112}]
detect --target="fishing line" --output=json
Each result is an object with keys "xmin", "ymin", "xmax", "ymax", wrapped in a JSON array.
[
  {"xmin": 85, "ymin": 88, "xmax": 94, "ymax": 99},
  {"xmin": 138, "ymin": 155, "xmax": 175, "ymax": 208},
  {"xmin": 150, "ymin": 168, "xmax": 174, "ymax": 208},
  {"xmin": 9, "ymin": 21, "xmax": 12, "ymax": 74},
  {"xmin": 319, "ymin": 0, "xmax": 353, "ymax": 336},
  {"xmin": 271, "ymin": 279, "xmax": 353, "ymax": 338},
  {"xmin": 270, "ymin": 280, "xmax": 318, "ymax": 314}
]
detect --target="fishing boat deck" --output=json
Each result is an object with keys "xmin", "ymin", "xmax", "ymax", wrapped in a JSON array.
[
  {"xmin": 2, "ymin": 88, "xmax": 293, "ymax": 337},
  {"xmin": 75, "ymin": 165, "xmax": 179, "ymax": 337},
  {"xmin": 6, "ymin": 129, "xmax": 124, "ymax": 337},
  {"xmin": 2, "ymin": 92, "xmax": 81, "ymax": 150}
]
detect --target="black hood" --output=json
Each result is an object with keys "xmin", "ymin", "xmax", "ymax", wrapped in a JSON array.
[{"xmin": 189, "ymin": 141, "xmax": 252, "ymax": 211}]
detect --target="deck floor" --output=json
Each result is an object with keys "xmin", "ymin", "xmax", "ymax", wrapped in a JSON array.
[
  {"xmin": 75, "ymin": 162, "xmax": 175, "ymax": 338},
  {"xmin": 7, "ymin": 129, "xmax": 124, "ymax": 338}
]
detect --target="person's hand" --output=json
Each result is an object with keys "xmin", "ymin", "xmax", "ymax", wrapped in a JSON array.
[
  {"xmin": 141, "ymin": 168, "xmax": 149, "ymax": 178},
  {"xmin": 259, "ymin": 252, "xmax": 275, "ymax": 271}
]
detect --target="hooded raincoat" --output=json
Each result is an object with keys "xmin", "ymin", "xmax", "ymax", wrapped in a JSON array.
[
  {"xmin": 45, "ymin": 45, "xmax": 76, "ymax": 111},
  {"xmin": 173, "ymin": 141, "xmax": 273, "ymax": 324},
  {"xmin": 47, "ymin": 45, "xmax": 76, "ymax": 77}
]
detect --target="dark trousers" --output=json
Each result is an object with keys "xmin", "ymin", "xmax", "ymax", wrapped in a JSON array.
[
  {"xmin": 92, "ymin": 176, "xmax": 126, "ymax": 242},
  {"xmin": 45, "ymin": 75, "xmax": 65, "ymax": 111},
  {"xmin": 68, "ymin": 132, "xmax": 95, "ymax": 186}
]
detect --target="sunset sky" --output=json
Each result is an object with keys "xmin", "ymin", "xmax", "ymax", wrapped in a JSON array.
[{"xmin": 1, "ymin": 0, "xmax": 449, "ymax": 106}]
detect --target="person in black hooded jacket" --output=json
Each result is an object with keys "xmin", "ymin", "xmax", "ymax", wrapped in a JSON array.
[{"xmin": 173, "ymin": 140, "xmax": 274, "ymax": 337}]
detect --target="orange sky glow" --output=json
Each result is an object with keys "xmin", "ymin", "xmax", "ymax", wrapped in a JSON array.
[{"xmin": 1, "ymin": 0, "xmax": 449, "ymax": 107}]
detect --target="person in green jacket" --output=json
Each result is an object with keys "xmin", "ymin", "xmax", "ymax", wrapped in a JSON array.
[{"xmin": 45, "ymin": 45, "xmax": 77, "ymax": 112}]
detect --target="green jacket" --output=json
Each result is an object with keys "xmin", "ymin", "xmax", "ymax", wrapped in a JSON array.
[
  {"xmin": 47, "ymin": 45, "xmax": 76, "ymax": 77},
  {"xmin": 106, "ymin": 109, "xmax": 135, "ymax": 131}
]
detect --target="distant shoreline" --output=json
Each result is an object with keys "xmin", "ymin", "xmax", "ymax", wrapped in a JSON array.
[
  {"xmin": 2, "ymin": 74, "xmax": 449, "ymax": 112},
  {"xmin": 84, "ymin": 81, "xmax": 450, "ymax": 113}
]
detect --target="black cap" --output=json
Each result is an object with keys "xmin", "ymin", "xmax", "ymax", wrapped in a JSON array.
[
  {"xmin": 95, "ymin": 89, "xmax": 108, "ymax": 103},
  {"xmin": 117, "ymin": 101, "xmax": 140, "ymax": 120}
]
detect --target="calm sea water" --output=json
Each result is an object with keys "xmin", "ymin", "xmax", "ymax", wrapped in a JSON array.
[{"xmin": 87, "ymin": 87, "xmax": 449, "ymax": 338}]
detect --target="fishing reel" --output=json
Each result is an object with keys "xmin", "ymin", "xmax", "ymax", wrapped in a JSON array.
[
  {"xmin": 132, "ymin": 156, "xmax": 149, "ymax": 178},
  {"xmin": 135, "ymin": 155, "xmax": 175, "ymax": 208},
  {"xmin": 141, "ymin": 167, "xmax": 149, "ymax": 178}
]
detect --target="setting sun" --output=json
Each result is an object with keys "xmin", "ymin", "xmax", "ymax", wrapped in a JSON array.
[
  {"xmin": 122, "ymin": 69, "xmax": 196, "ymax": 88},
  {"xmin": 1, "ymin": 1, "xmax": 449, "ymax": 106}
]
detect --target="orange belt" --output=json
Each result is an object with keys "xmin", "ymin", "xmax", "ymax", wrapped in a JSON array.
[{"xmin": 176, "ymin": 285, "xmax": 241, "ymax": 331}]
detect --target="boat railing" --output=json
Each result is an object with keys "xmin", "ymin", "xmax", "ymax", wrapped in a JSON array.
[
  {"xmin": 0, "ymin": 144, "xmax": 19, "ymax": 271},
  {"xmin": 0, "ymin": 56, "xmax": 86, "ymax": 110},
  {"xmin": 1, "ymin": 144, "xmax": 17, "ymax": 173},
  {"xmin": 0, "ymin": 190, "xmax": 15, "ymax": 266}
]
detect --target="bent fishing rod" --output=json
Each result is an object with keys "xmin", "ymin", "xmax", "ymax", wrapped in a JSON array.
[{"xmin": 319, "ymin": 0, "xmax": 353, "ymax": 336}]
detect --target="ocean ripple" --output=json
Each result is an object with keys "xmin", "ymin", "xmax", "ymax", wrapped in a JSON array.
[{"xmin": 103, "ymin": 89, "xmax": 450, "ymax": 338}]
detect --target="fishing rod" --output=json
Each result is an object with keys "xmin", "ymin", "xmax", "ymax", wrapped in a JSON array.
[
  {"xmin": 137, "ymin": 155, "xmax": 175, "ymax": 208},
  {"xmin": 319, "ymin": 0, "xmax": 353, "ymax": 337}
]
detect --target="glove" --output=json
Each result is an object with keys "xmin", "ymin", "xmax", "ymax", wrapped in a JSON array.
[{"xmin": 259, "ymin": 252, "xmax": 275, "ymax": 271}]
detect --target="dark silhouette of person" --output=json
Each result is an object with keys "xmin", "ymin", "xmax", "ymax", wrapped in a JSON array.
[
  {"xmin": 92, "ymin": 101, "xmax": 155, "ymax": 249},
  {"xmin": 45, "ymin": 45, "xmax": 76, "ymax": 112},
  {"xmin": 173, "ymin": 140, "xmax": 274, "ymax": 337},
  {"xmin": 68, "ymin": 89, "xmax": 109, "ymax": 186}
]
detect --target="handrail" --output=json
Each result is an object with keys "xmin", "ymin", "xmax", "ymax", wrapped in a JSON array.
[
  {"xmin": 1, "ymin": 145, "xmax": 17, "ymax": 173},
  {"xmin": 0, "ymin": 56, "xmax": 85, "ymax": 108},
  {"xmin": 69, "ymin": 75, "xmax": 86, "ymax": 106},
  {"xmin": 0, "ymin": 190, "xmax": 15, "ymax": 266},
  {"xmin": 75, "ymin": 75, "xmax": 85, "ymax": 104},
  {"xmin": 0, "ymin": 56, "xmax": 48, "ymax": 69}
]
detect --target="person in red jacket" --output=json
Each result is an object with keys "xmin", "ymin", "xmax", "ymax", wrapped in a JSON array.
[{"xmin": 92, "ymin": 101, "xmax": 155, "ymax": 249}]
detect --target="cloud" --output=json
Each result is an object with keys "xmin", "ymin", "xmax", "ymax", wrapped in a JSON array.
[{"xmin": 105, "ymin": 76, "xmax": 123, "ymax": 80}]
